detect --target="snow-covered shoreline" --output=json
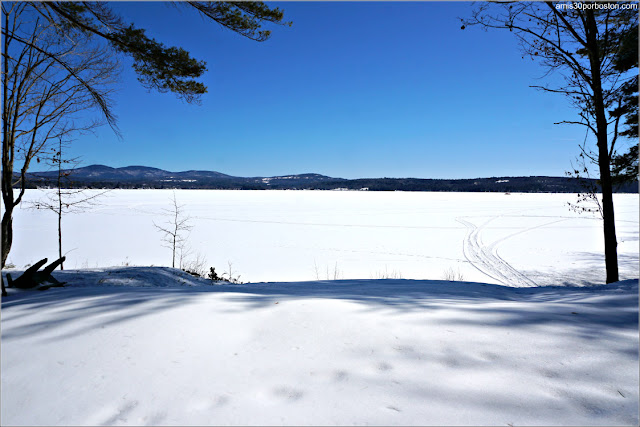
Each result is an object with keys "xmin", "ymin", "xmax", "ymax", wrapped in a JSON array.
[{"xmin": 2, "ymin": 268, "xmax": 638, "ymax": 426}]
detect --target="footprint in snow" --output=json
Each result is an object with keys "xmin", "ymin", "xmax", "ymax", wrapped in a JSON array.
[
  {"xmin": 377, "ymin": 362, "xmax": 393, "ymax": 372},
  {"xmin": 101, "ymin": 400, "xmax": 139, "ymax": 425},
  {"xmin": 273, "ymin": 386, "xmax": 304, "ymax": 401},
  {"xmin": 333, "ymin": 370, "xmax": 349, "ymax": 382}
]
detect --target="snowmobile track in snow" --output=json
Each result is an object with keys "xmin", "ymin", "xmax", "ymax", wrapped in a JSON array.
[{"xmin": 457, "ymin": 217, "xmax": 539, "ymax": 287}]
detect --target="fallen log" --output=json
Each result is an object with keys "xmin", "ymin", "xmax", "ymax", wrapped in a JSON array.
[{"xmin": 6, "ymin": 257, "xmax": 67, "ymax": 290}]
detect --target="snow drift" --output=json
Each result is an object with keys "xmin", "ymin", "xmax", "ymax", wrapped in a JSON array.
[{"xmin": 2, "ymin": 268, "xmax": 638, "ymax": 426}]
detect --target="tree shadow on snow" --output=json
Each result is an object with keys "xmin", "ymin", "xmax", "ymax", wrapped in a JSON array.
[
  {"xmin": 1, "ymin": 266, "xmax": 637, "ymax": 345},
  {"xmin": 1, "ymin": 268, "xmax": 637, "ymax": 425}
]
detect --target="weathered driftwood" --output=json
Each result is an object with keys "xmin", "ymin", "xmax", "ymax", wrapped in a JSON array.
[{"xmin": 6, "ymin": 257, "xmax": 66, "ymax": 290}]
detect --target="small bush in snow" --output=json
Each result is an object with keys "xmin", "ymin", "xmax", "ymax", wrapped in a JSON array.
[
  {"xmin": 207, "ymin": 264, "xmax": 243, "ymax": 284},
  {"xmin": 207, "ymin": 267, "xmax": 223, "ymax": 281},
  {"xmin": 183, "ymin": 269, "xmax": 203, "ymax": 277},
  {"xmin": 371, "ymin": 266, "xmax": 403, "ymax": 279},
  {"xmin": 443, "ymin": 267, "xmax": 464, "ymax": 282},
  {"xmin": 181, "ymin": 252, "xmax": 208, "ymax": 277}
]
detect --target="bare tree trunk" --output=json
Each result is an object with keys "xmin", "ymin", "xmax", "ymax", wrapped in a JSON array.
[
  {"xmin": 173, "ymin": 204, "xmax": 178, "ymax": 268},
  {"xmin": 1, "ymin": 206, "xmax": 12, "ymax": 296},
  {"xmin": 154, "ymin": 192, "xmax": 192, "ymax": 269},
  {"xmin": 57, "ymin": 189, "xmax": 63, "ymax": 270},
  {"xmin": 172, "ymin": 233, "xmax": 176, "ymax": 268},
  {"xmin": 56, "ymin": 152, "xmax": 64, "ymax": 270},
  {"xmin": 1, "ymin": 9, "xmax": 11, "ymax": 296},
  {"xmin": 600, "ymin": 171, "xmax": 618, "ymax": 283},
  {"xmin": 585, "ymin": 10, "xmax": 619, "ymax": 283},
  {"xmin": 1, "ymin": 207, "xmax": 13, "ymax": 268}
]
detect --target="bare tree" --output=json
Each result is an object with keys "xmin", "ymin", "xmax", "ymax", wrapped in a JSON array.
[
  {"xmin": 566, "ymin": 152, "xmax": 604, "ymax": 218},
  {"xmin": 1, "ymin": 2, "xmax": 290, "ymax": 297},
  {"xmin": 154, "ymin": 192, "xmax": 193, "ymax": 269},
  {"xmin": 463, "ymin": 1, "xmax": 638, "ymax": 283},
  {"xmin": 1, "ymin": 4, "xmax": 118, "ymax": 295},
  {"xmin": 28, "ymin": 138, "xmax": 109, "ymax": 270}
]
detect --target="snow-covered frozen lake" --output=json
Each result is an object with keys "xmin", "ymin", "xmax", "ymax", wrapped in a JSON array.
[
  {"xmin": 10, "ymin": 189, "xmax": 639, "ymax": 286},
  {"xmin": 3, "ymin": 189, "xmax": 639, "ymax": 426}
]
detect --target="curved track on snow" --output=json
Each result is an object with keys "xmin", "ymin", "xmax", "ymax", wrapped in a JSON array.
[{"xmin": 456, "ymin": 217, "xmax": 540, "ymax": 287}]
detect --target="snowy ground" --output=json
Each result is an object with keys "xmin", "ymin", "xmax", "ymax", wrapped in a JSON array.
[
  {"xmin": 1, "ymin": 269, "xmax": 638, "ymax": 426},
  {"xmin": 2, "ymin": 190, "xmax": 639, "ymax": 425},
  {"xmin": 7, "ymin": 190, "xmax": 640, "ymax": 285}
]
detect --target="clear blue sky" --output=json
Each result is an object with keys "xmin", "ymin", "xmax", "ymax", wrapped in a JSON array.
[{"xmin": 55, "ymin": 1, "xmax": 590, "ymax": 179}]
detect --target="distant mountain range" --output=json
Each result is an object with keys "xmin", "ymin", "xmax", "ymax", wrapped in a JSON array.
[
  {"xmin": 18, "ymin": 164, "xmax": 638, "ymax": 193},
  {"xmin": 21, "ymin": 165, "xmax": 343, "ymax": 189}
]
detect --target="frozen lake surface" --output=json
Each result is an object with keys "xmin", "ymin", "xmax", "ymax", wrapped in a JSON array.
[{"xmin": 11, "ymin": 189, "xmax": 639, "ymax": 286}]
